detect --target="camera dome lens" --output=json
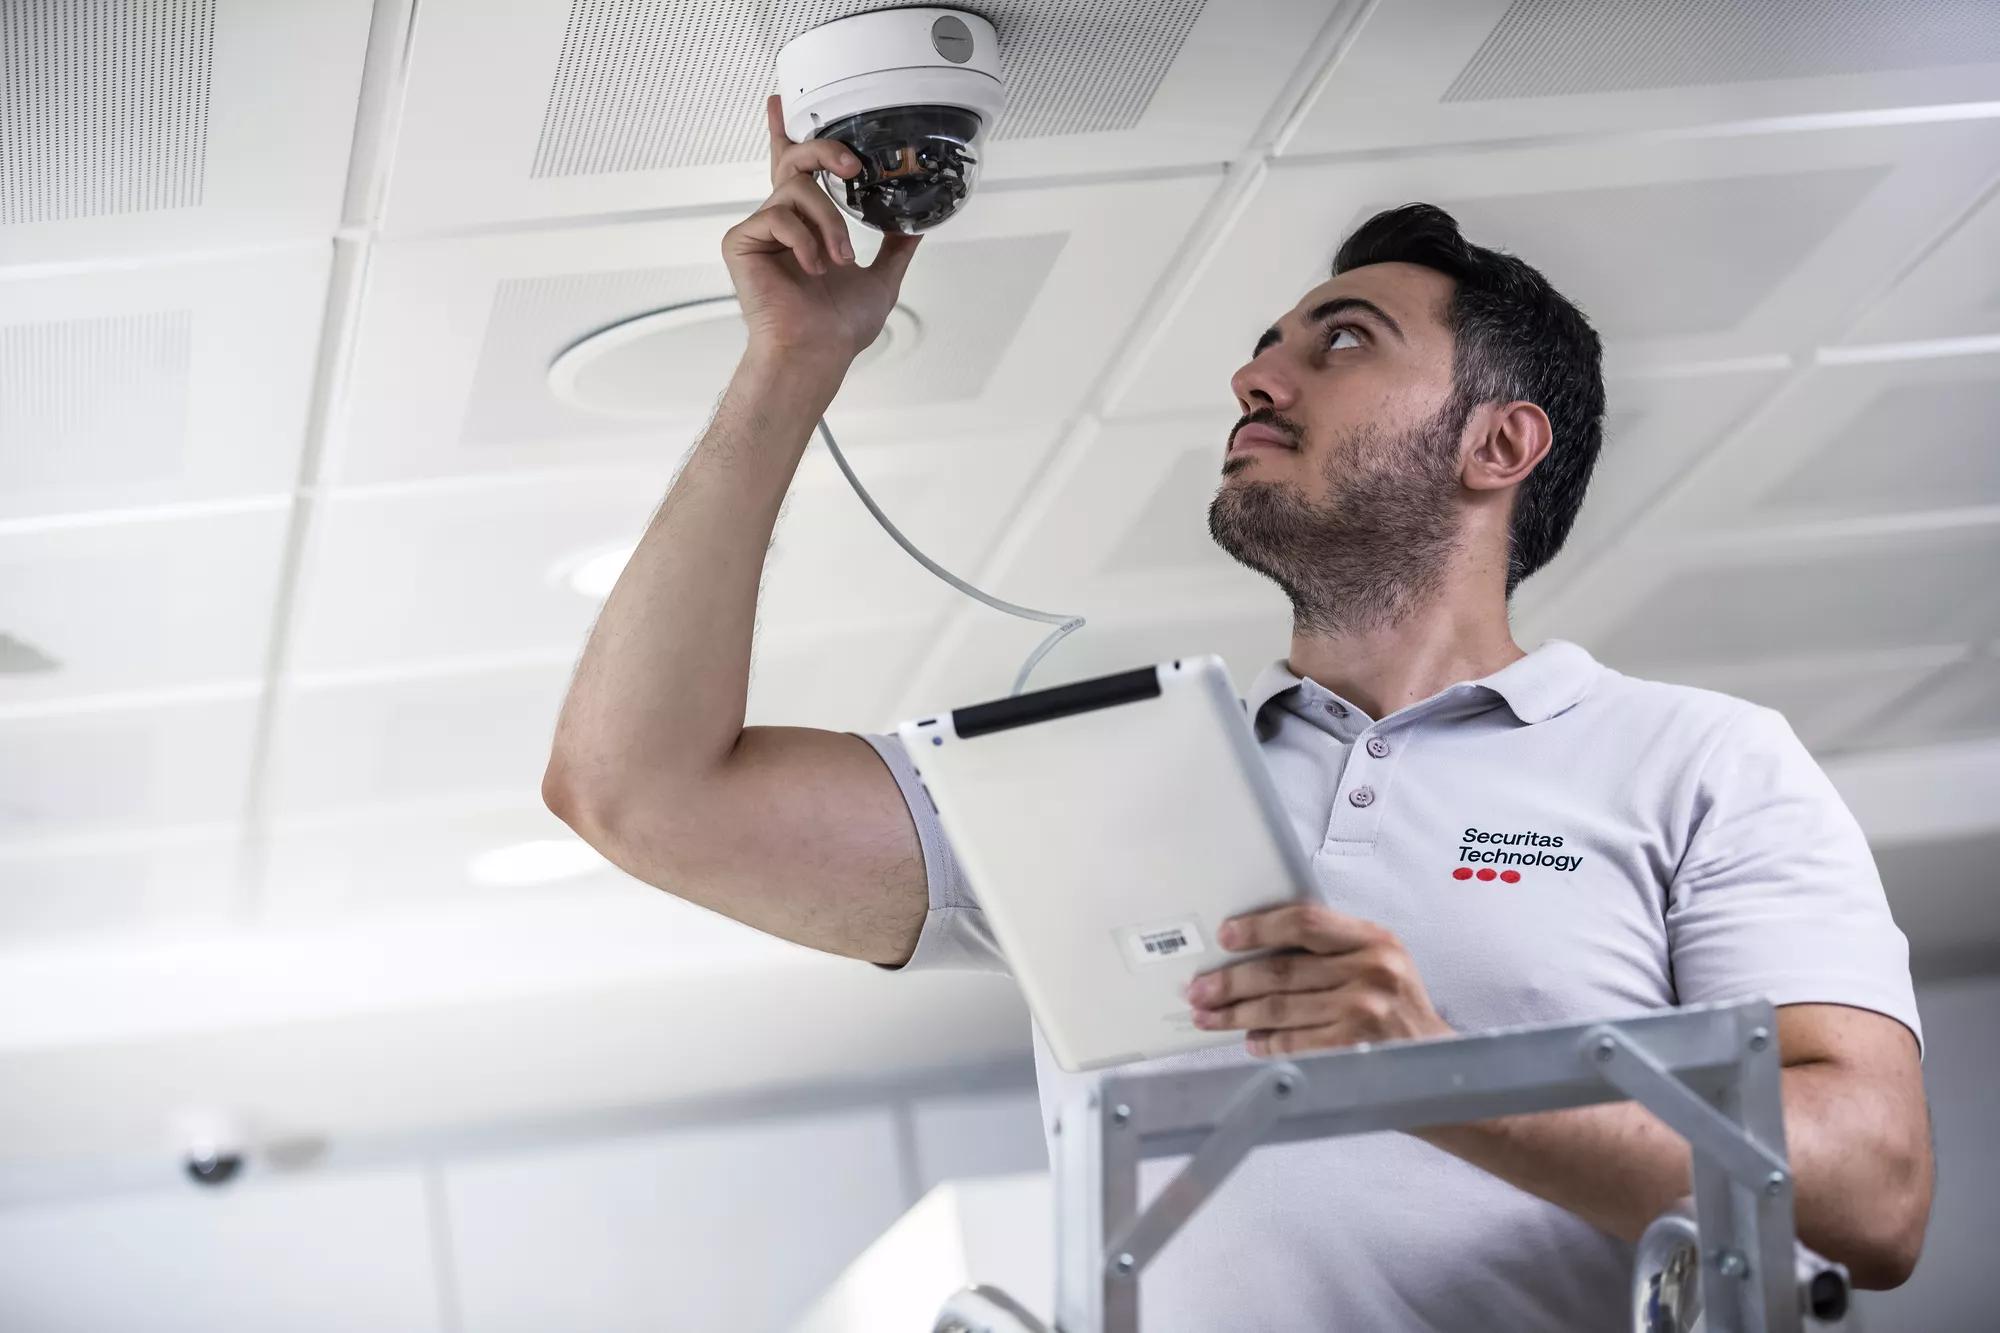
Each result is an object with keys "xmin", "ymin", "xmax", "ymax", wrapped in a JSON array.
[{"xmin": 814, "ymin": 105, "xmax": 984, "ymax": 235}]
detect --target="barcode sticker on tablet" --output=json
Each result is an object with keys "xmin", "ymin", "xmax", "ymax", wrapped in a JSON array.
[{"xmin": 1121, "ymin": 920, "xmax": 1205, "ymax": 968}]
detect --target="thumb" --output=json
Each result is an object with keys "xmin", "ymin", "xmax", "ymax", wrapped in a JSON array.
[{"xmin": 867, "ymin": 229, "xmax": 923, "ymax": 278}]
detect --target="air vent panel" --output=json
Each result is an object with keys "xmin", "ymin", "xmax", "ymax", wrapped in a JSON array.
[
  {"xmin": 0, "ymin": 0, "xmax": 217, "ymax": 225},
  {"xmin": 1446, "ymin": 0, "xmax": 2000, "ymax": 103},
  {"xmin": 531, "ymin": 0, "xmax": 1209, "ymax": 179},
  {"xmin": 0, "ymin": 310, "xmax": 192, "ymax": 487}
]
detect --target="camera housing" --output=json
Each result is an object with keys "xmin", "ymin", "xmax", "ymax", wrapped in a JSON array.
[
  {"xmin": 184, "ymin": 1148, "xmax": 245, "ymax": 1187},
  {"xmin": 776, "ymin": 8, "xmax": 1006, "ymax": 234},
  {"xmin": 172, "ymin": 1107, "xmax": 250, "ymax": 1188}
]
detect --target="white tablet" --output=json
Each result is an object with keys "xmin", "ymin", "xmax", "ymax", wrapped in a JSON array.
[{"xmin": 896, "ymin": 654, "xmax": 1316, "ymax": 1072}]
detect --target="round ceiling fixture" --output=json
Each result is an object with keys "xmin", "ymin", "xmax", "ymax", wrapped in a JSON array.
[
  {"xmin": 547, "ymin": 540, "xmax": 637, "ymax": 601},
  {"xmin": 467, "ymin": 838, "xmax": 611, "ymax": 888},
  {"xmin": 547, "ymin": 296, "xmax": 922, "ymax": 420}
]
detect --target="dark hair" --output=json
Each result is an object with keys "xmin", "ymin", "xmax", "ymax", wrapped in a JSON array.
[{"xmin": 1331, "ymin": 203, "xmax": 1605, "ymax": 595}]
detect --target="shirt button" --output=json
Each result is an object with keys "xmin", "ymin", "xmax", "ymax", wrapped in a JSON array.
[
  {"xmin": 1366, "ymin": 736, "xmax": 1390, "ymax": 759},
  {"xmin": 1325, "ymin": 700, "xmax": 1348, "ymax": 719},
  {"xmin": 1349, "ymin": 786, "xmax": 1375, "ymax": 808}
]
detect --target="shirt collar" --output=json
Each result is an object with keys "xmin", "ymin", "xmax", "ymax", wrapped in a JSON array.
[{"xmin": 1242, "ymin": 639, "xmax": 1600, "ymax": 727}]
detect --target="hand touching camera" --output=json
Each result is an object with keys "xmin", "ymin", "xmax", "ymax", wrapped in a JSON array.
[{"xmin": 721, "ymin": 94, "xmax": 924, "ymax": 371}]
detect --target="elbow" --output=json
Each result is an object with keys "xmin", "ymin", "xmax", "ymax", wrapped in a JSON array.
[
  {"xmin": 1843, "ymin": 1147, "xmax": 1933, "ymax": 1290},
  {"xmin": 542, "ymin": 749, "xmax": 616, "ymax": 845},
  {"xmin": 1847, "ymin": 1191, "xmax": 1929, "ymax": 1290},
  {"xmin": 542, "ymin": 752, "xmax": 584, "ymax": 827},
  {"xmin": 1846, "ymin": 1230, "xmax": 1922, "ymax": 1292}
]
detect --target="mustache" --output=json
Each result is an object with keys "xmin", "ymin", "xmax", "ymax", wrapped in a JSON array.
[{"xmin": 1232, "ymin": 412, "xmax": 1301, "ymax": 448}]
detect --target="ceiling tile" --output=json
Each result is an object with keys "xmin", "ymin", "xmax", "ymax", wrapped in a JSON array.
[
  {"xmin": 1621, "ymin": 349, "xmax": 2000, "ymax": 532},
  {"xmin": 0, "ymin": 695, "xmax": 259, "ymax": 843},
  {"xmin": 1515, "ymin": 365, "xmax": 1789, "ymax": 621},
  {"xmin": 1859, "ymin": 648, "xmax": 2000, "ymax": 750},
  {"xmin": 382, "ymin": 0, "xmax": 1351, "ymax": 230},
  {"xmin": 1645, "ymin": 648, "xmax": 1966, "ymax": 754},
  {"xmin": 1286, "ymin": 0, "xmax": 2000, "ymax": 156},
  {"xmin": 0, "ymin": 0, "xmax": 373, "ymax": 264},
  {"xmin": 1440, "ymin": 169, "xmax": 1886, "ymax": 342},
  {"xmin": 257, "ymin": 804, "xmax": 796, "ymax": 972},
  {"xmin": 0, "ymin": 247, "xmax": 326, "ymax": 520},
  {"xmin": 1586, "ymin": 525, "xmax": 2000, "ymax": 671},
  {"xmin": 294, "ymin": 422, "xmax": 1056, "ymax": 676},
  {"xmin": 1117, "ymin": 119, "xmax": 2000, "ymax": 416},
  {"xmin": 1873, "ymin": 829, "xmax": 2000, "ymax": 978},
  {"xmin": 0, "ymin": 827, "xmax": 240, "ymax": 948},
  {"xmin": 1447, "ymin": 0, "xmax": 2000, "ymax": 101},
  {"xmin": 339, "ymin": 173, "xmax": 1215, "ymax": 485},
  {"xmin": 938, "ymin": 412, "xmax": 1290, "ymax": 618},
  {"xmin": 1760, "ymin": 376, "xmax": 2000, "ymax": 517},
  {"xmin": 0, "ymin": 509, "xmax": 289, "ymax": 704},
  {"xmin": 273, "ymin": 620, "xmax": 938, "ymax": 817},
  {"xmin": 1843, "ymin": 155, "xmax": 2000, "ymax": 345},
  {"xmin": 268, "ymin": 665, "xmax": 576, "ymax": 819}
]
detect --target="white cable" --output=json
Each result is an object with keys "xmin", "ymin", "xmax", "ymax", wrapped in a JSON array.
[{"xmin": 814, "ymin": 415, "xmax": 1084, "ymax": 697}]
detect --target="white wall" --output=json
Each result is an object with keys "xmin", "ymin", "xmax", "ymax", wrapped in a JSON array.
[
  {"xmin": 1, "ymin": 978, "xmax": 1990, "ymax": 1332},
  {"xmin": 1850, "ymin": 973, "xmax": 2000, "ymax": 1332},
  {"xmin": 0, "ymin": 1168, "xmax": 445, "ymax": 1333},
  {"xmin": 442, "ymin": 1106, "xmax": 909, "ymax": 1333},
  {"xmin": 0, "ymin": 1079, "xmax": 1049, "ymax": 1333}
]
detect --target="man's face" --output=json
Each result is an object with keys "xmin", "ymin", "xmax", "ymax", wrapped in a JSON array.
[{"xmin": 1208, "ymin": 262, "xmax": 1475, "ymax": 634}]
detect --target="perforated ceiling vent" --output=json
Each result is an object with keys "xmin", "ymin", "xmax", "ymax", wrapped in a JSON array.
[
  {"xmin": 530, "ymin": 0, "xmax": 1209, "ymax": 179},
  {"xmin": 0, "ymin": 311, "xmax": 192, "ymax": 487},
  {"xmin": 1, "ymin": 0, "xmax": 216, "ymax": 225},
  {"xmin": 1430, "ymin": 166, "xmax": 1887, "ymax": 340},
  {"xmin": 1444, "ymin": 0, "xmax": 2000, "ymax": 102}
]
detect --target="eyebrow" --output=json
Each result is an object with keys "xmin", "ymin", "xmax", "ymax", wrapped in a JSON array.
[{"xmin": 1251, "ymin": 296, "xmax": 1405, "ymax": 359}]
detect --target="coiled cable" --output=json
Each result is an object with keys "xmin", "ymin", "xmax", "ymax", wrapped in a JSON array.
[{"xmin": 814, "ymin": 414, "xmax": 1083, "ymax": 697}]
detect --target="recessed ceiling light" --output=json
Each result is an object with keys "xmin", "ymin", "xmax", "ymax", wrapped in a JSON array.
[
  {"xmin": 467, "ymin": 839, "xmax": 612, "ymax": 888},
  {"xmin": 548, "ymin": 541, "xmax": 638, "ymax": 601},
  {"xmin": 547, "ymin": 295, "xmax": 921, "ymax": 419}
]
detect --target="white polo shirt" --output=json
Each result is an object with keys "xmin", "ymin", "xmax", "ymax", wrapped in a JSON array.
[{"xmin": 850, "ymin": 639, "xmax": 1922, "ymax": 1332}]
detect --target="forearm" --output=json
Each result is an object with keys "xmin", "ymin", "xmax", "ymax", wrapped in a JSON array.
[
  {"xmin": 1413, "ymin": 1062, "xmax": 1925, "ymax": 1286},
  {"xmin": 547, "ymin": 347, "xmax": 847, "ymax": 804}
]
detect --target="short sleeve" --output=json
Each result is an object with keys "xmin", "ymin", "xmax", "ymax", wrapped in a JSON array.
[
  {"xmin": 849, "ymin": 731, "xmax": 1011, "ymax": 977},
  {"xmin": 1666, "ymin": 705, "xmax": 1923, "ymax": 1055}
]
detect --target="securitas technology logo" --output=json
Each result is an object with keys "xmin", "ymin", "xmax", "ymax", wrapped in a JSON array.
[{"xmin": 1452, "ymin": 826, "xmax": 1583, "ymax": 883}]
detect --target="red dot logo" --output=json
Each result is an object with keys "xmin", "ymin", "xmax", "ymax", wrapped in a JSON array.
[
  {"xmin": 1452, "ymin": 867, "xmax": 1473, "ymax": 880},
  {"xmin": 1476, "ymin": 868, "xmax": 1497, "ymax": 881},
  {"xmin": 1500, "ymin": 870, "xmax": 1521, "ymax": 884}
]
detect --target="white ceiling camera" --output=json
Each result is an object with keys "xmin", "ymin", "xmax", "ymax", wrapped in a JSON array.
[{"xmin": 776, "ymin": 7, "xmax": 1006, "ymax": 235}]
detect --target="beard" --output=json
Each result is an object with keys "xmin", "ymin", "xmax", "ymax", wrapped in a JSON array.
[{"xmin": 1208, "ymin": 392, "xmax": 1470, "ymax": 637}]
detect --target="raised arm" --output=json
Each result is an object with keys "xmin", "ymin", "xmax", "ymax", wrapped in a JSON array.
[{"xmin": 542, "ymin": 96, "xmax": 930, "ymax": 966}]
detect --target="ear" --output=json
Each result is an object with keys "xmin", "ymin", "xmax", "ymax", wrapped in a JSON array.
[{"xmin": 1462, "ymin": 400, "xmax": 1552, "ymax": 494}]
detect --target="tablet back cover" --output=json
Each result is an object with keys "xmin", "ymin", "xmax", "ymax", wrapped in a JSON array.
[{"xmin": 897, "ymin": 656, "xmax": 1315, "ymax": 1071}]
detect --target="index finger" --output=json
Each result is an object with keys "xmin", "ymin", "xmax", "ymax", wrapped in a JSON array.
[
  {"xmin": 766, "ymin": 93, "xmax": 793, "ymax": 183},
  {"xmin": 1220, "ymin": 902, "xmax": 1382, "ymax": 954}
]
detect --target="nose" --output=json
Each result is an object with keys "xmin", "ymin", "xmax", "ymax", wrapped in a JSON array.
[{"xmin": 1230, "ymin": 349, "xmax": 1297, "ymax": 416}]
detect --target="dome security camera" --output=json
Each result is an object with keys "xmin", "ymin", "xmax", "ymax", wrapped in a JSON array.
[
  {"xmin": 184, "ymin": 1146, "xmax": 244, "ymax": 1187},
  {"xmin": 171, "ymin": 1107, "xmax": 250, "ymax": 1189},
  {"xmin": 776, "ymin": 8, "xmax": 1006, "ymax": 235}
]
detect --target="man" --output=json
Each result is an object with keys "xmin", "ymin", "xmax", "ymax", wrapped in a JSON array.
[{"xmin": 544, "ymin": 97, "xmax": 1931, "ymax": 1329}]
